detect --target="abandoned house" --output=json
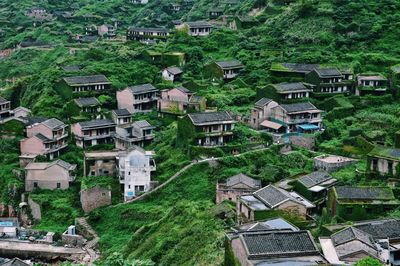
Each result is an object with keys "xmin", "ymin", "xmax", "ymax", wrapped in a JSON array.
[
  {"xmin": 114, "ymin": 120, "xmax": 155, "ymax": 150},
  {"xmin": 161, "ymin": 66, "xmax": 183, "ymax": 82},
  {"xmin": 80, "ymin": 185, "xmax": 112, "ymax": 213},
  {"xmin": 0, "ymin": 96, "xmax": 11, "ymax": 120},
  {"xmin": 356, "ymin": 74, "xmax": 389, "ymax": 96},
  {"xmin": 216, "ymin": 173, "xmax": 261, "ymax": 204},
  {"xmin": 117, "ymin": 84, "xmax": 158, "ymax": 113},
  {"xmin": 158, "ymin": 87, "xmax": 206, "ymax": 114},
  {"xmin": 112, "ymin": 109, "xmax": 133, "ymax": 126},
  {"xmin": 305, "ymin": 68, "xmax": 353, "ymax": 95},
  {"xmin": 73, "ymin": 97, "xmax": 101, "ymax": 118},
  {"xmin": 206, "ymin": 60, "xmax": 244, "ymax": 80},
  {"xmin": 249, "ymin": 98, "xmax": 279, "ymax": 130},
  {"xmin": 314, "ymin": 154, "xmax": 357, "ymax": 173},
  {"xmin": 83, "ymin": 150, "xmax": 119, "ymax": 177},
  {"xmin": 72, "ymin": 119, "xmax": 116, "ymax": 148},
  {"xmin": 126, "ymin": 27, "xmax": 170, "ymax": 42},
  {"xmin": 367, "ymin": 145, "xmax": 400, "ymax": 177},
  {"xmin": 62, "ymin": 75, "xmax": 111, "ymax": 94}
]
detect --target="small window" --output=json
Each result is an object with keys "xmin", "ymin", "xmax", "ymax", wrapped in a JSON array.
[
  {"xmin": 33, "ymin": 182, "xmax": 38, "ymax": 188},
  {"xmin": 102, "ymin": 193, "xmax": 106, "ymax": 196},
  {"xmin": 128, "ymin": 185, "xmax": 131, "ymax": 189},
  {"xmin": 57, "ymin": 183, "xmax": 61, "ymax": 188}
]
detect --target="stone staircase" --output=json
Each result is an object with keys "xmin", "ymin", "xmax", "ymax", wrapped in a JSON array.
[{"xmin": 76, "ymin": 217, "xmax": 100, "ymax": 264}]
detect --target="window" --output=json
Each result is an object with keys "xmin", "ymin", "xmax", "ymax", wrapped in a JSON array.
[
  {"xmin": 57, "ymin": 183, "xmax": 61, "ymax": 188},
  {"xmin": 102, "ymin": 193, "xmax": 106, "ymax": 196},
  {"xmin": 34, "ymin": 182, "xmax": 38, "ymax": 188},
  {"xmin": 104, "ymin": 171, "xmax": 109, "ymax": 175},
  {"xmin": 128, "ymin": 185, "xmax": 131, "ymax": 189}
]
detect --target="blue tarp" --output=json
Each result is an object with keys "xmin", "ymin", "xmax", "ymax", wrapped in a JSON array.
[{"xmin": 298, "ymin": 124, "xmax": 319, "ymax": 130}]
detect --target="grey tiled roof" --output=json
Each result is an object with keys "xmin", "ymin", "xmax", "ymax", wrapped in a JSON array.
[
  {"xmin": 127, "ymin": 84, "xmax": 157, "ymax": 94},
  {"xmin": 188, "ymin": 111, "xmax": 233, "ymax": 125},
  {"xmin": 335, "ymin": 186, "xmax": 395, "ymax": 200},
  {"xmin": 34, "ymin": 133, "xmax": 50, "ymax": 142},
  {"xmin": 280, "ymin": 63, "xmax": 320, "ymax": 73},
  {"xmin": 0, "ymin": 96, "xmax": 10, "ymax": 104},
  {"xmin": 113, "ymin": 109, "xmax": 131, "ymax": 117},
  {"xmin": 63, "ymin": 75, "xmax": 110, "ymax": 86},
  {"xmin": 186, "ymin": 21, "xmax": 212, "ymax": 28},
  {"xmin": 331, "ymin": 227, "xmax": 376, "ymax": 248},
  {"xmin": 128, "ymin": 27, "xmax": 169, "ymax": 33},
  {"xmin": 280, "ymin": 102, "xmax": 318, "ymax": 113},
  {"xmin": 62, "ymin": 65, "xmax": 81, "ymax": 72},
  {"xmin": 74, "ymin": 97, "xmax": 100, "ymax": 107},
  {"xmin": 79, "ymin": 119, "xmax": 116, "ymax": 129},
  {"xmin": 225, "ymin": 173, "xmax": 261, "ymax": 188},
  {"xmin": 254, "ymin": 185, "xmax": 290, "ymax": 208},
  {"xmin": 166, "ymin": 67, "xmax": 183, "ymax": 75},
  {"xmin": 215, "ymin": 60, "xmax": 244, "ymax": 69},
  {"xmin": 314, "ymin": 68, "xmax": 342, "ymax": 77},
  {"xmin": 0, "ymin": 258, "xmax": 30, "ymax": 266},
  {"xmin": 242, "ymin": 230, "xmax": 318, "ymax": 258},
  {"xmin": 355, "ymin": 219, "xmax": 400, "ymax": 240},
  {"xmin": 24, "ymin": 116, "xmax": 47, "ymax": 126},
  {"xmin": 42, "ymin": 118, "xmax": 65, "ymax": 130},
  {"xmin": 175, "ymin": 86, "xmax": 191, "ymax": 94},
  {"xmin": 274, "ymin": 82, "xmax": 310, "ymax": 92},
  {"xmin": 133, "ymin": 120, "xmax": 152, "ymax": 128},
  {"xmin": 50, "ymin": 159, "xmax": 76, "ymax": 171},
  {"xmin": 255, "ymin": 98, "xmax": 272, "ymax": 107},
  {"xmin": 298, "ymin": 171, "xmax": 332, "ymax": 188}
]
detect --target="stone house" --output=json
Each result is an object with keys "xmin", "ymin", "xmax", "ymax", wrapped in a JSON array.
[
  {"xmin": 356, "ymin": 74, "xmax": 389, "ymax": 96},
  {"xmin": 314, "ymin": 154, "xmax": 357, "ymax": 173},
  {"xmin": 73, "ymin": 97, "xmax": 101, "ymax": 118},
  {"xmin": 305, "ymin": 67, "xmax": 353, "ymax": 95},
  {"xmin": 126, "ymin": 27, "xmax": 169, "ymax": 42},
  {"xmin": 117, "ymin": 84, "xmax": 158, "ymax": 113},
  {"xmin": 62, "ymin": 75, "xmax": 111, "ymax": 94},
  {"xmin": 118, "ymin": 147, "xmax": 156, "ymax": 201},
  {"xmin": 293, "ymin": 171, "xmax": 337, "ymax": 208},
  {"xmin": 229, "ymin": 229, "xmax": 326, "ymax": 266},
  {"xmin": 367, "ymin": 145, "xmax": 400, "ymax": 177},
  {"xmin": 112, "ymin": 109, "xmax": 133, "ymax": 126},
  {"xmin": 260, "ymin": 82, "xmax": 312, "ymax": 102},
  {"xmin": 20, "ymin": 118, "xmax": 68, "ymax": 160},
  {"xmin": 237, "ymin": 184, "xmax": 315, "ymax": 222},
  {"xmin": 209, "ymin": 7, "xmax": 224, "ymax": 19},
  {"xmin": 249, "ymin": 98, "xmax": 279, "ymax": 130},
  {"xmin": 158, "ymin": 87, "xmax": 206, "ymax": 114},
  {"xmin": 25, "ymin": 160, "xmax": 76, "ymax": 191},
  {"xmin": 161, "ymin": 66, "xmax": 183, "ymax": 82},
  {"xmin": 84, "ymin": 150, "xmax": 119, "ymax": 177},
  {"xmin": 114, "ymin": 120, "xmax": 155, "ymax": 150},
  {"xmin": 0, "ymin": 96, "xmax": 11, "ymax": 120},
  {"xmin": 12, "ymin": 107, "xmax": 31, "ymax": 118},
  {"xmin": 328, "ymin": 186, "xmax": 400, "ymax": 221},
  {"xmin": 216, "ymin": 173, "xmax": 261, "ymax": 204},
  {"xmin": 80, "ymin": 185, "xmax": 111, "ymax": 213},
  {"xmin": 178, "ymin": 21, "xmax": 212, "ymax": 36},
  {"xmin": 185, "ymin": 111, "xmax": 236, "ymax": 146},
  {"xmin": 205, "ymin": 60, "xmax": 244, "ymax": 80},
  {"xmin": 269, "ymin": 102, "xmax": 323, "ymax": 133},
  {"xmin": 98, "ymin": 24, "xmax": 116, "ymax": 38},
  {"xmin": 72, "ymin": 119, "xmax": 116, "ymax": 148}
]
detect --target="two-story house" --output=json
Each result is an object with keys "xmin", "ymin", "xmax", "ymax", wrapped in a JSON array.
[
  {"xmin": 179, "ymin": 21, "xmax": 212, "ymax": 36},
  {"xmin": 161, "ymin": 67, "xmax": 183, "ymax": 82},
  {"xmin": 270, "ymin": 102, "xmax": 323, "ymax": 133},
  {"xmin": 118, "ymin": 147, "xmax": 156, "ymax": 201},
  {"xmin": 25, "ymin": 160, "xmax": 76, "ymax": 191},
  {"xmin": 356, "ymin": 74, "xmax": 389, "ymax": 96},
  {"xmin": 20, "ymin": 118, "xmax": 68, "ymax": 160},
  {"xmin": 126, "ymin": 27, "xmax": 170, "ymax": 42},
  {"xmin": 73, "ymin": 97, "xmax": 101, "ymax": 118},
  {"xmin": 115, "ymin": 120, "xmax": 155, "ymax": 150},
  {"xmin": 206, "ymin": 60, "xmax": 244, "ymax": 80},
  {"xmin": 249, "ymin": 98, "xmax": 279, "ymax": 130},
  {"xmin": 266, "ymin": 82, "xmax": 313, "ymax": 102},
  {"xmin": 186, "ymin": 111, "xmax": 235, "ymax": 146},
  {"xmin": 72, "ymin": 119, "xmax": 116, "ymax": 148},
  {"xmin": 367, "ymin": 145, "xmax": 400, "ymax": 177},
  {"xmin": 305, "ymin": 68, "xmax": 353, "ymax": 95},
  {"xmin": 98, "ymin": 24, "xmax": 116, "ymax": 38},
  {"xmin": 117, "ymin": 84, "xmax": 158, "ymax": 113},
  {"xmin": 158, "ymin": 87, "xmax": 206, "ymax": 114},
  {"xmin": 62, "ymin": 75, "xmax": 111, "ymax": 94},
  {"xmin": 0, "ymin": 96, "xmax": 11, "ymax": 120},
  {"xmin": 112, "ymin": 109, "xmax": 133, "ymax": 126},
  {"xmin": 216, "ymin": 173, "xmax": 261, "ymax": 204}
]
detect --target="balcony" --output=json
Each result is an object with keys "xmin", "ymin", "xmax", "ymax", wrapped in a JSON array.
[
  {"xmin": 286, "ymin": 117, "xmax": 322, "ymax": 125},
  {"xmin": 134, "ymin": 97, "xmax": 158, "ymax": 104}
]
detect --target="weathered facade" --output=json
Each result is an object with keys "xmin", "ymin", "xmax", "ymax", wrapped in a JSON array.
[
  {"xmin": 367, "ymin": 145, "xmax": 400, "ymax": 177},
  {"xmin": 72, "ymin": 119, "xmax": 116, "ymax": 148},
  {"xmin": 80, "ymin": 185, "xmax": 112, "ymax": 213},
  {"xmin": 356, "ymin": 74, "xmax": 389, "ymax": 96},
  {"xmin": 126, "ymin": 27, "xmax": 169, "ymax": 42},
  {"xmin": 115, "ymin": 120, "xmax": 155, "ymax": 150},
  {"xmin": 206, "ymin": 60, "xmax": 244, "ymax": 80},
  {"xmin": 305, "ymin": 68, "xmax": 353, "ymax": 95},
  {"xmin": 161, "ymin": 67, "xmax": 183, "ymax": 82},
  {"xmin": 249, "ymin": 98, "xmax": 279, "ymax": 130},
  {"xmin": 216, "ymin": 173, "xmax": 261, "ymax": 204},
  {"xmin": 62, "ymin": 75, "xmax": 111, "ymax": 94},
  {"xmin": 84, "ymin": 150, "xmax": 118, "ymax": 177},
  {"xmin": 117, "ymin": 84, "xmax": 158, "ymax": 113},
  {"xmin": 158, "ymin": 87, "xmax": 205, "ymax": 114}
]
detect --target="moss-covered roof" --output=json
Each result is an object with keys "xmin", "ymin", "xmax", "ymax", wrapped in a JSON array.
[
  {"xmin": 81, "ymin": 175, "xmax": 113, "ymax": 190},
  {"xmin": 368, "ymin": 145, "xmax": 400, "ymax": 161}
]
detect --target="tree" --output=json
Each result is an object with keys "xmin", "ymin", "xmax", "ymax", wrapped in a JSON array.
[{"xmin": 354, "ymin": 257, "xmax": 384, "ymax": 266}]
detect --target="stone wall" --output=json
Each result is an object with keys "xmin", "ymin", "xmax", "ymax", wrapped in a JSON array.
[
  {"xmin": 289, "ymin": 135, "xmax": 315, "ymax": 150},
  {"xmin": 62, "ymin": 233, "xmax": 84, "ymax": 248},
  {"xmin": 80, "ymin": 186, "xmax": 111, "ymax": 213},
  {"xmin": 28, "ymin": 197, "xmax": 41, "ymax": 221}
]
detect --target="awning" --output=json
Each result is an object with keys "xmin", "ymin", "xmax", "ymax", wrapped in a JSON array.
[
  {"xmin": 260, "ymin": 120, "xmax": 283, "ymax": 130},
  {"xmin": 298, "ymin": 124, "xmax": 319, "ymax": 130}
]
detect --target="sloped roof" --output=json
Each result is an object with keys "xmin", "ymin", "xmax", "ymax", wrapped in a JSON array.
[
  {"xmin": 331, "ymin": 227, "xmax": 376, "ymax": 249},
  {"xmin": 298, "ymin": 171, "xmax": 333, "ymax": 188},
  {"xmin": 225, "ymin": 173, "xmax": 261, "ymax": 188},
  {"xmin": 74, "ymin": 97, "xmax": 100, "ymax": 107},
  {"xmin": 112, "ymin": 109, "xmax": 131, "ymax": 117},
  {"xmin": 0, "ymin": 96, "xmax": 10, "ymax": 104},
  {"xmin": 254, "ymin": 185, "xmax": 291, "ymax": 208},
  {"xmin": 175, "ymin": 86, "xmax": 191, "ymax": 94},
  {"xmin": 355, "ymin": 219, "xmax": 400, "ymax": 240},
  {"xmin": 188, "ymin": 111, "xmax": 233, "ymax": 125},
  {"xmin": 241, "ymin": 230, "xmax": 318, "ymax": 259},
  {"xmin": 133, "ymin": 120, "xmax": 152, "ymax": 128},
  {"xmin": 358, "ymin": 74, "xmax": 387, "ymax": 81},
  {"xmin": 279, "ymin": 102, "xmax": 319, "ymax": 113},
  {"xmin": 128, "ymin": 27, "xmax": 169, "ymax": 33},
  {"xmin": 166, "ymin": 67, "xmax": 183, "ymax": 75},
  {"xmin": 0, "ymin": 258, "xmax": 30, "ymax": 266},
  {"xmin": 255, "ymin": 98, "xmax": 272, "ymax": 107},
  {"xmin": 25, "ymin": 160, "xmax": 76, "ymax": 171},
  {"xmin": 215, "ymin": 60, "xmax": 244, "ymax": 69},
  {"xmin": 314, "ymin": 68, "xmax": 342, "ymax": 77},
  {"xmin": 273, "ymin": 63, "xmax": 320, "ymax": 74},
  {"xmin": 62, "ymin": 65, "xmax": 81, "ymax": 72},
  {"xmin": 42, "ymin": 118, "xmax": 65, "ymax": 130},
  {"xmin": 24, "ymin": 116, "xmax": 47, "ymax": 126},
  {"xmin": 274, "ymin": 82, "xmax": 310, "ymax": 92},
  {"xmin": 78, "ymin": 119, "xmax": 116, "ymax": 129},
  {"xmin": 127, "ymin": 84, "xmax": 157, "ymax": 94},
  {"xmin": 368, "ymin": 145, "xmax": 400, "ymax": 161},
  {"xmin": 34, "ymin": 133, "xmax": 51, "ymax": 142},
  {"xmin": 186, "ymin": 21, "xmax": 212, "ymax": 28},
  {"xmin": 63, "ymin": 75, "xmax": 110, "ymax": 86},
  {"xmin": 335, "ymin": 186, "xmax": 395, "ymax": 201}
]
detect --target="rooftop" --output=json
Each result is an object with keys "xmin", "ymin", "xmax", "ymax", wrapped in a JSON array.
[
  {"xmin": 128, "ymin": 27, "xmax": 169, "ymax": 33},
  {"xmin": 215, "ymin": 60, "xmax": 244, "ymax": 69},
  {"xmin": 279, "ymin": 102, "xmax": 319, "ymax": 113},
  {"xmin": 297, "ymin": 171, "xmax": 333, "ymax": 188},
  {"xmin": 63, "ymin": 75, "xmax": 110, "ymax": 86},
  {"xmin": 112, "ymin": 109, "xmax": 132, "ymax": 117},
  {"xmin": 165, "ymin": 66, "xmax": 183, "ymax": 75},
  {"xmin": 224, "ymin": 173, "xmax": 261, "ymax": 188},
  {"xmin": 62, "ymin": 65, "xmax": 81, "ymax": 72},
  {"xmin": 0, "ymin": 258, "xmax": 30, "ymax": 266},
  {"xmin": 271, "ymin": 63, "xmax": 320, "ymax": 74},
  {"xmin": 42, "ymin": 118, "xmax": 65, "ymax": 130},
  {"xmin": 175, "ymin": 86, "xmax": 191, "ymax": 94},
  {"xmin": 188, "ymin": 111, "xmax": 234, "ymax": 125},
  {"xmin": 127, "ymin": 84, "xmax": 157, "ymax": 94},
  {"xmin": 273, "ymin": 82, "xmax": 311, "ymax": 92},
  {"xmin": 314, "ymin": 154, "xmax": 355, "ymax": 164},
  {"xmin": 358, "ymin": 74, "xmax": 387, "ymax": 81},
  {"xmin": 314, "ymin": 68, "xmax": 342, "ymax": 77},
  {"xmin": 368, "ymin": 145, "xmax": 400, "ymax": 161},
  {"xmin": 334, "ymin": 186, "xmax": 395, "ymax": 201},
  {"xmin": 74, "ymin": 97, "xmax": 100, "ymax": 107},
  {"xmin": 78, "ymin": 119, "xmax": 116, "ymax": 129},
  {"xmin": 331, "ymin": 227, "xmax": 376, "ymax": 248},
  {"xmin": 25, "ymin": 160, "xmax": 76, "ymax": 171},
  {"xmin": 186, "ymin": 21, "xmax": 212, "ymax": 28},
  {"xmin": 232, "ymin": 218, "xmax": 299, "ymax": 233},
  {"xmin": 133, "ymin": 120, "xmax": 153, "ymax": 128},
  {"xmin": 355, "ymin": 219, "xmax": 400, "ymax": 240},
  {"xmin": 254, "ymin": 185, "xmax": 291, "ymax": 208},
  {"xmin": 255, "ymin": 98, "xmax": 272, "ymax": 107},
  {"xmin": 0, "ymin": 96, "xmax": 10, "ymax": 104}
]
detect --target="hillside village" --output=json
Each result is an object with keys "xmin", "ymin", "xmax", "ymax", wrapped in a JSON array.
[{"xmin": 2, "ymin": 0, "xmax": 400, "ymax": 265}]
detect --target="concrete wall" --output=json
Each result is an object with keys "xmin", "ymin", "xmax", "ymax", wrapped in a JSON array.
[
  {"xmin": 314, "ymin": 156, "xmax": 356, "ymax": 173},
  {"xmin": 27, "ymin": 123, "xmax": 52, "ymax": 139},
  {"xmin": 28, "ymin": 197, "xmax": 42, "ymax": 221},
  {"xmin": 117, "ymin": 89, "xmax": 135, "ymax": 113},
  {"xmin": 20, "ymin": 136, "xmax": 45, "ymax": 156},
  {"xmin": 289, "ymin": 135, "xmax": 315, "ymax": 150},
  {"xmin": 80, "ymin": 186, "xmax": 111, "ymax": 213},
  {"xmin": 231, "ymin": 237, "xmax": 251, "ymax": 266},
  {"xmin": 25, "ymin": 164, "xmax": 71, "ymax": 192},
  {"xmin": 278, "ymin": 199, "xmax": 307, "ymax": 218},
  {"xmin": 62, "ymin": 233, "xmax": 84, "ymax": 247}
]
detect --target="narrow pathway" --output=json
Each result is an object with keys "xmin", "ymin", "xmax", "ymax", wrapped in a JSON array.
[{"xmin": 76, "ymin": 217, "xmax": 100, "ymax": 265}]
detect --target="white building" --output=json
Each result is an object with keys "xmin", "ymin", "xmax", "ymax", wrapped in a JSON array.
[{"xmin": 118, "ymin": 146, "xmax": 156, "ymax": 201}]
